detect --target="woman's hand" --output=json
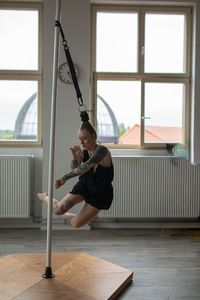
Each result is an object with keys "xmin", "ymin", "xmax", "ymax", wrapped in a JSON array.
[
  {"xmin": 69, "ymin": 145, "xmax": 83, "ymax": 163},
  {"xmin": 55, "ymin": 177, "xmax": 66, "ymax": 189}
]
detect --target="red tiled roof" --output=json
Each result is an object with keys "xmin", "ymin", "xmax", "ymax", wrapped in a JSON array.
[{"xmin": 119, "ymin": 124, "xmax": 182, "ymax": 144}]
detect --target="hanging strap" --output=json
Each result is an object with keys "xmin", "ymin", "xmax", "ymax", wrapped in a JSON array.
[{"xmin": 55, "ymin": 20, "xmax": 84, "ymax": 107}]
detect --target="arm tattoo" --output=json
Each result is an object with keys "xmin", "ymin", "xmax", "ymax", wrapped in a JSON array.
[
  {"xmin": 88, "ymin": 146, "xmax": 108, "ymax": 164},
  {"xmin": 63, "ymin": 161, "xmax": 94, "ymax": 180},
  {"xmin": 70, "ymin": 160, "xmax": 79, "ymax": 169},
  {"xmin": 63, "ymin": 146, "xmax": 108, "ymax": 181}
]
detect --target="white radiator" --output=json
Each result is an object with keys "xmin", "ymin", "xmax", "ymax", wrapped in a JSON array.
[
  {"xmin": 100, "ymin": 157, "xmax": 200, "ymax": 218},
  {"xmin": 0, "ymin": 155, "xmax": 33, "ymax": 218}
]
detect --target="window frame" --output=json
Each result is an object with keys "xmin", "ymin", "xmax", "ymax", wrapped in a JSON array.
[
  {"xmin": 91, "ymin": 5, "xmax": 192, "ymax": 149},
  {"xmin": 0, "ymin": 2, "xmax": 43, "ymax": 147}
]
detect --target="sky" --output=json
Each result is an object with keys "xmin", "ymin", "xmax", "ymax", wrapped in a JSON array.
[
  {"xmin": 0, "ymin": 10, "xmax": 38, "ymax": 130},
  {"xmin": 0, "ymin": 9, "xmax": 185, "ymax": 131}
]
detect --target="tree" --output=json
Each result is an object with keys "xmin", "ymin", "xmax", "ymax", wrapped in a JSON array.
[
  {"xmin": 0, "ymin": 130, "xmax": 14, "ymax": 140},
  {"xmin": 118, "ymin": 123, "xmax": 130, "ymax": 137}
]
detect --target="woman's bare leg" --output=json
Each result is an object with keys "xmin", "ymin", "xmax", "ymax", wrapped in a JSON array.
[
  {"xmin": 37, "ymin": 192, "xmax": 84, "ymax": 215},
  {"xmin": 61, "ymin": 203, "xmax": 100, "ymax": 228}
]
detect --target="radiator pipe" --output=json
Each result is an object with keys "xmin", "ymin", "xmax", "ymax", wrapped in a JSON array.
[{"xmin": 43, "ymin": 0, "xmax": 61, "ymax": 279}]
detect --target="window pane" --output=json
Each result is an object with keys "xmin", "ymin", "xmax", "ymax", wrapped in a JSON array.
[
  {"xmin": 96, "ymin": 12, "xmax": 138, "ymax": 72},
  {"xmin": 97, "ymin": 81, "xmax": 141, "ymax": 145},
  {"xmin": 144, "ymin": 82, "xmax": 184, "ymax": 144},
  {"xmin": 0, "ymin": 81, "xmax": 38, "ymax": 141},
  {"xmin": 0, "ymin": 10, "xmax": 38, "ymax": 70},
  {"xmin": 145, "ymin": 13, "xmax": 186, "ymax": 73}
]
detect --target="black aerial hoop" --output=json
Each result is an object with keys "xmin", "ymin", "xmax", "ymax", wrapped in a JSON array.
[{"xmin": 55, "ymin": 20, "xmax": 89, "ymax": 123}]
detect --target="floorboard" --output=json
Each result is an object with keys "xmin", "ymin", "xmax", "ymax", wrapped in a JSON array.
[{"xmin": 0, "ymin": 228, "xmax": 200, "ymax": 299}]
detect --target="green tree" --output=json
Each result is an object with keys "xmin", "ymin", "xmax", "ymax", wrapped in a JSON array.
[
  {"xmin": 118, "ymin": 123, "xmax": 130, "ymax": 137},
  {"xmin": 0, "ymin": 130, "xmax": 14, "ymax": 140}
]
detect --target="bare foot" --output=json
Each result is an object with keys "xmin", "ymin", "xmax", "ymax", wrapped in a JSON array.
[
  {"xmin": 58, "ymin": 212, "xmax": 76, "ymax": 220},
  {"xmin": 37, "ymin": 192, "xmax": 48, "ymax": 204},
  {"xmin": 37, "ymin": 192, "xmax": 58, "ymax": 207}
]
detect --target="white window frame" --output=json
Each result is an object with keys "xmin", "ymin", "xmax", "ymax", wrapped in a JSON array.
[
  {"xmin": 91, "ymin": 5, "xmax": 192, "ymax": 149},
  {"xmin": 0, "ymin": 2, "xmax": 43, "ymax": 147}
]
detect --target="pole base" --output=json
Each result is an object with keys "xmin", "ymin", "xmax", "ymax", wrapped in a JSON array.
[
  {"xmin": 0, "ymin": 253, "xmax": 133, "ymax": 299},
  {"xmin": 42, "ymin": 266, "xmax": 55, "ymax": 279}
]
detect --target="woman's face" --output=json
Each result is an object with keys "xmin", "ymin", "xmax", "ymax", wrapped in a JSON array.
[{"xmin": 78, "ymin": 129, "xmax": 96, "ymax": 150}]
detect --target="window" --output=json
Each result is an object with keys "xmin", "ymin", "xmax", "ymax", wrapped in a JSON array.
[
  {"xmin": 0, "ymin": 3, "xmax": 42, "ymax": 146},
  {"xmin": 91, "ymin": 5, "xmax": 192, "ymax": 148}
]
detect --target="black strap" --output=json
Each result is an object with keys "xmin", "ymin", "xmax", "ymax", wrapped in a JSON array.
[{"xmin": 55, "ymin": 20, "xmax": 83, "ymax": 107}]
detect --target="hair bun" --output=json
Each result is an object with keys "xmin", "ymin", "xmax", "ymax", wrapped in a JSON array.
[{"xmin": 80, "ymin": 111, "xmax": 89, "ymax": 122}]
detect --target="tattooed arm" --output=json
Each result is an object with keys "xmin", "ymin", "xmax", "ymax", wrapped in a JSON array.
[
  {"xmin": 69, "ymin": 145, "xmax": 83, "ymax": 170},
  {"xmin": 70, "ymin": 160, "xmax": 79, "ymax": 169},
  {"xmin": 62, "ymin": 146, "xmax": 108, "ymax": 181},
  {"xmin": 55, "ymin": 146, "xmax": 84, "ymax": 189}
]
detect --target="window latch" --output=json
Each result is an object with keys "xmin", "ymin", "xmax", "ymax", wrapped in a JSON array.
[
  {"xmin": 141, "ymin": 46, "xmax": 145, "ymax": 56},
  {"xmin": 141, "ymin": 116, "xmax": 151, "ymax": 119}
]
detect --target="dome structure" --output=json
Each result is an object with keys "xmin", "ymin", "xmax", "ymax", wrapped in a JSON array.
[
  {"xmin": 97, "ymin": 94, "xmax": 119, "ymax": 144},
  {"xmin": 14, "ymin": 92, "xmax": 37, "ymax": 140},
  {"xmin": 14, "ymin": 92, "xmax": 118, "ymax": 143}
]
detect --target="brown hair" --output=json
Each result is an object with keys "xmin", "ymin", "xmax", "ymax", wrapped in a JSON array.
[{"xmin": 80, "ymin": 121, "xmax": 97, "ymax": 139}]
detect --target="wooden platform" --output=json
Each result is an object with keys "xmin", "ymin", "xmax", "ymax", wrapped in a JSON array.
[{"xmin": 0, "ymin": 252, "xmax": 133, "ymax": 300}]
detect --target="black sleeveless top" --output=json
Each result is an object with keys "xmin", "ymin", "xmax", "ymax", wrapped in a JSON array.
[
  {"xmin": 80, "ymin": 149, "xmax": 114, "ymax": 189},
  {"xmin": 70, "ymin": 148, "xmax": 114, "ymax": 210}
]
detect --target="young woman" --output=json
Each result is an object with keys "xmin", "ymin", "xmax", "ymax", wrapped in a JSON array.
[{"xmin": 38, "ymin": 121, "xmax": 114, "ymax": 228}]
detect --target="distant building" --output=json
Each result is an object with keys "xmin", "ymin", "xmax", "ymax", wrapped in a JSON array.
[
  {"xmin": 97, "ymin": 94, "xmax": 119, "ymax": 144},
  {"xmin": 14, "ymin": 92, "xmax": 37, "ymax": 140},
  {"xmin": 119, "ymin": 124, "xmax": 182, "ymax": 145},
  {"xmin": 14, "ymin": 93, "xmax": 119, "ymax": 143}
]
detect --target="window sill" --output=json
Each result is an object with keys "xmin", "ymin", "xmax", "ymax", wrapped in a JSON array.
[{"xmin": 110, "ymin": 148, "xmax": 176, "ymax": 158}]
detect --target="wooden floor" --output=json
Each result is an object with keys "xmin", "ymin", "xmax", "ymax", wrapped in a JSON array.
[
  {"xmin": 0, "ymin": 252, "xmax": 133, "ymax": 300},
  {"xmin": 0, "ymin": 228, "xmax": 200, "ymax": 299}
]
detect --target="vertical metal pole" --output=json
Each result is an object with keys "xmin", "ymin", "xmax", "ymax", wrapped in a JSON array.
[{"xmin": 43, "ymin": 0, "xmax": 61, "ymax": 279}]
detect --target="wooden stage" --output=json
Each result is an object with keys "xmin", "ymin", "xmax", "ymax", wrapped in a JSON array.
[{"xmin": 0, "ymin": 252, "xmax": 133, "ymax": 300}]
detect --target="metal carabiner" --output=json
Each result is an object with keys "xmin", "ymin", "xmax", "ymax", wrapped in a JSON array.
[
  {"xmin": 78, "ymin": 104, "xmax": 87, "ymax": 112},
  {"xmin": 62, "ymin": 40, "xmax": 69, "ymax": 50}
]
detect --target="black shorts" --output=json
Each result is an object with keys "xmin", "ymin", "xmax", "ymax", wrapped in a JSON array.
[{"xmin": 70, "ymin": 180, "xmax": 113, "ymax": 210}]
